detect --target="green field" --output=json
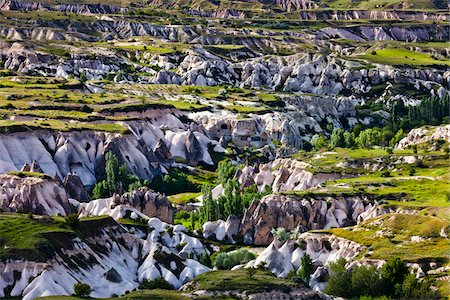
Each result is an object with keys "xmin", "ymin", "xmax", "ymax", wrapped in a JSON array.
[
  {"xmin": 324, "ymin": 213, "xmax": 450, "ymax": 263},
  {"xmin": 358, "ymin": 48, "xmax": 450, "ymax": 67}
]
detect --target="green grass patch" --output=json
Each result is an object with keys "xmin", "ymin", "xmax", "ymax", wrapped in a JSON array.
[
  {"xmin": 186, "ymin": 269, "xmax": 297, "ymax": 294},
  {"xmin": 358, "ymin": 48, "xmax": 450, "ymax": 67},
  {"xmin": 326, "ymin": 213, "xmax": 450, "ymax": 263},
  {"xmin": 0, "ymin": 214, "xmax": 73, "ymax": 261},
  {"xmin": 168, "ymin": 192, "xmax": 201, "ymax": 205}
]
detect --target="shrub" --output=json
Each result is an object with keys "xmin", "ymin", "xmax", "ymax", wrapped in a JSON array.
[
  {"xmin": 380, "ymin": 171, "xmax": 391, "ymax": 177},
  {"xmin": 65, "ymin": 214, "xmax": 80, "ymax": 229},
  {"xmin": 381, "ymin": 257, "xmax": 408, "ymax": 296},
  {"xmin": 73, "ymin": 282, "xmax": 92, "ymax": 298},
  {"xmin": 351, "ymin": 265, "xmax": 383, "ymax": 297},
  {"xmin": 214, "ymin": 248, "xmax": 255, "ymax": 270},
  {"xmin": 199, "ymin": 252, "xmax": 212, "ymax": 267},
  {"xmin": 271, "ymin": 227, "xmax": 290, "ymax": 244},
  {"xmin": 297, "ymin": 254, "xmax": 315, "ymax": 285},
  {"xmin": 324, "ymin": 258, "xmax": 352, "ymax": 298},
  {"xmin": 139, "ymin": 277, "xmax": 174, "ymax": 290}
]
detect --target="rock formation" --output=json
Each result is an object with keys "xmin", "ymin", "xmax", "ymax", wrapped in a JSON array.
[
  {"xmin": 79, "ymin": 187, "xmax": 175, "ymax": 223},
  {"xmin": 0, "ymin": 217, "xmax": 210, "ymax": 299},
  {"xmin": 0, "ymin": 173, "xmax": 73, "ymax": 215}
]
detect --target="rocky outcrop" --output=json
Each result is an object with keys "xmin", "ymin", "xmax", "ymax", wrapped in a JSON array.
[
  {"xmin": 0, "ymin": 217, "xmax": 210, "ymax": 299},
  {"xmin": 396, "ymin": 124, "xmax": 450, "ymax": 149},
  {"xmin": 239, "ymin": 194, "xmax": 389, "ymax": 245},
  {"xmin": 63, "ymin": 173, "xmax": 91, "ymax": 202},
  {"xmin": 235, "ymin": 159, "xmax": 349, "ymax": 192},
  {"xmin": 244, "ymin": 233, "xmax": 363, "ymax": 277},
  {"xmin": 0, "ymin": 0, "xmax": 128, "ymax": 14},
  {"xmin": 0, "ymin": 173, "xmax": 73, "ymax": 215},
  {"xmin": 0, "ymin": 118, "xmax": 223, "ymax": 186},
  {"xmin": 79, "ymin": 187, "xmax": 175, "ymax": 223}
]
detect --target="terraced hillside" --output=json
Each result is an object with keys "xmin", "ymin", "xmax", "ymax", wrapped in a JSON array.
[{"xmin": 0, "ymin": 0, "xmax": 448, "ymax": 299}]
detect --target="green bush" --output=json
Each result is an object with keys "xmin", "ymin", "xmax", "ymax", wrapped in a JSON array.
[
  {"xmin": 297, "ymin": 254, "xmax": 315, "ymax": 285},
  {"xmin": 381, "ymin": 257, "xmax": 408, "ymax": 296},
  {"xmin": 139, "ymin": 277, "xmax": 174, "ymax": 290},
  {"xmin": 65, "ymin": 214, "xmax": 80, "ymax": 229},
  {"xmin": 73, "ymin": 282, "xmax": 92, "ymax": 298},
  {"xmin": 214, "ymin": 249, "xmax": 255, "ymax": 270},
  {"xmin": 324, "ymin": 258, "xmax": 352, "ymax": 298}
]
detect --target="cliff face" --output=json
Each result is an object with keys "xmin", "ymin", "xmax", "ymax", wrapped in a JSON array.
[
  {"xmin": 396, "ymin": 124, "xmax": 450, "ymax": 150},
  {"xmin": 79, "ymin": 187, "xmax": 175, "ymax": 223},
  {"xmin": 244, "ymin": 233, "xmax": 363, "ymax": 277},
  {"xmin": 0, "ymin": 174, "xmax": 73, "ymax": 216},
  {"xmin": 0, "ymin": 118, "xmax": 222, "ymax": 186},
  {"xmin": 0, "ymin": 217, "xmax": 210, "ymax": 299},
  {"xmin": 203, "ymin": 193, "xmax": 390, "ymax": 245},
  {"xmin": 240, "ymin": 194, "xmax": 389, "ymax": 245}
]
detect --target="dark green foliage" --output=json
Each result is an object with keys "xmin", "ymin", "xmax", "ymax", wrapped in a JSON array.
[
  {"xmin": 409, "ymin": 165, "xmax": 416, "ymax": 176},
  {"xmin": 92, "ymin": 151, "xmax": 141, "ymax": 199},
  {"xmin": 148, "ymin": 168, "xmax": 197, "ymax": 195},
  {"xmin": 139, "ymin": 277, "xmax": 174, "ymax": 290},
  {"xmin": 199, "ymin": 252, "xmax": 212, "ymax": 267},
  {"xmin": 79, "ymin": 71, "xmax": 88, "ymax": 84},
  {"xmin": 311, "ymin": 134, "xmax": 328, "ymax": 150},
  {"xmin": 324, "ymin": 258, "xmax": 352, "ymax": 298},
  {"xmin": 297, "ymin": 254, "xmax": 315, "ymax": 285},
  {"xmin": 65, "ymin": 214, "xmax": 80, "ymax": 230},
  {"xmin": 214, "ymin": 248, "xmax": 255, "ymax": 270},
  {"xmin": 73, "ymin": 282, "xmax": 92, "ymax": 298},
  {"xmin": 271, "ymin": 227, "xmax": 290, "ymax": 244},
  {"xmin": 351, "ymin": 265, "xmax": 383, "ymax": 297},
  {"xmin": 330, "ymin": 128, "xmax": 346, "ymax": 148},
  {"xmin": 217, "ymin": 160, "xmax": 237, "ymax": 185},
  {"xmin": 199, "ymin": 179, "xmax": 269, "ymax": 223},
  {"xmin": 398, "ymin": 274, "xmax": 439, "ymax": 299},
  {"xmin": 381, "ymin": 256, "xmax": 409, "ymax": 296}
]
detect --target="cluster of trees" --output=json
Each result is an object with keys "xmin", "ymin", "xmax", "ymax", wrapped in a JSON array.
[
  {"xmin": 214, "ymin": 248, "xmax": 255, "ymax": 270},
  {"xmin": 147, "ymin": 167, "xmax": 198, "ymax": 195},
  {"xmin": 325, "ymin": 257, "xmax": 439, "ymax": 299},
  {"xmin": 391, "ymin": 95, "xmax": 450, "ymax": 130},
  {"xmin": 311, "ymin": 126, "xmax": 404, "ymax": 151},
  {"xmin": 92, "ymin": 152, "xmax": 141, "ymax": 199},
  {"xmin": 199, "ymin": 160, "xmax": 271, "ymax": 223},
  {"xmin": 311, "ymin": 95, "xmax": 449, "ymax": 151}
]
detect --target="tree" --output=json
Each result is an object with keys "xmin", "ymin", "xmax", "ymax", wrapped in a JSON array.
[
  {"xmin": 199, "ymin": 252, "xmax": 212, "ymax": 268},
  {"xmin": 351, "ymin": 265, "xmax": 383, "ymax": 297},
  {"xmin": 65, "ymin": 214, "xmax": 80, "ymax": 229},
  {"xmin": 381, "ymin": 257, "xmax": 408, "ymax": 296},
  {"xmin": 324, "ymin": 258, "xmax": 352, "ymax": 298},
  {"xmin": 330, "ymin": 128, "xmax": 346, "ymax": 149},
  {"xmin": 214, "ymin": 249, "xmax": 255, "ymax": 270},
  {"xmin": 92, "ymin": 151, "xmax": 141, "ymax": 199},
  {"xmin": 297, "ymin": 254, "xmax": 315, "ymax": 285},
  {"xmin": 399, "ymin": 274, "xmax": 438, "ymax": 299},
  {"xmin": 217, "ymin": 160, "xmax": 237, "ymax": 185},
  {"xmin": 247, "ymin": 267, "xmax": 257, "ymax": 278},
  {"xmin": 79, "ymin": 71, "xmax": 88, "ymax": 84},
  {"xmin": 138, "ymin": 277, "xmax": 174, "ymax": 290},
  {"xmin": 343, "ymin": 131, "xmax": 355, "ymax": 148},
  {"xmin": 271, "ymin": 227, "xmax": 290, "ymax": 244},
  {"xmin": 310, "ymin": 134, "xmax": 328, "ymax": 150},
  {"xmin": 73, "ymin": 282, "xmax": 92, "ymax": 298}
]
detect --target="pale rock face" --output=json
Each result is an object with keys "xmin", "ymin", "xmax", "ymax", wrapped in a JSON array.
[
  {"xmin": 79, "ymin": 187, "xmax": 175, "ymax": 223},
  {"xmin": 245, "ymin": 233, "xmax": 363, "ymax": 278},
  {"xmin": 0, "ymin": 174, "xmax": 73, "ymax": 216},
  {"xmin": 0, "ymin": 118, "xmax": 218, "ymax": 186},
  {"xmin": 396, "ymin": 125, "xmax": 450, "ymax": 150},
  {"xmin": 0, "ymin": 217, "xmax": 211, "ymax": 298},
  {"xmin": 236, "ymin": 158, "xmax": 348, "ymax": 193},
  {"xmin": 239, "ymin": 194, "xmax": 389, "ymax": 245}
]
